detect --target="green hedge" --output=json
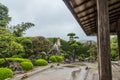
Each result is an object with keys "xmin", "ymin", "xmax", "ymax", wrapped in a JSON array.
[
  {"xmin": 0, "ymin": 68, "xmax": 13, "ymax": 80},
  {"xmin": 49, "ymin": 56, "xmax": 57, "ymax": 62},
  {"xmin": 20, "ymin": 62, "xmax": 34, "ymax": 71},
  {"xmin": 50, "ymin": 56, "xmax": 64, "ymax": 63},
  {"xmin": 35, "ymin": 59, "xmax": 48, "ymax": 66},
  {"xmin": 0, "ymin": 58, "xmax": 31, "ymax": 65}
]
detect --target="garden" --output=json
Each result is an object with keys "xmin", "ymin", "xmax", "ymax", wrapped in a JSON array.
[{"xmin": 0, "ymin": 2, "xmax": 119, "ymax": 80}]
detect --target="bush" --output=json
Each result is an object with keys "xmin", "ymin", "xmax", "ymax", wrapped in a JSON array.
[
  {"xmin": 0, "ymin": 58, "xmax": 31, "ymax": 66},
  {"xmin": 20, "ymin": 62, "xmax": 34, "ymax": 71},
  {"xmin": 0, "ymin": 59, "xmax": 5, "ymax": 65},
  {"xmin": 0, "ymin": 68, "xmax": 13, "ymax": 80},
  {"xmin": 78, "ymin": 56, "xmax": 82, "ymax": 61},
  {"xmin": 35, "ymin": 59, "xmax": 48, "ymax": 66},
  {"xmin": 50, "ymin": 56, "xmax": 64, "ymax": 63},
  {"xmin": 56, "ymin": 56, "xmax": 64, "ymax": 63},
  {"xmin": 88, "ymin": 55, "xmax": 94, "ymax": 60},
  {"xmin": 111, "ymin": 50, "xmax": 118, "ymax": 61},
  {"xmin": 11, "ymin": 55, "xmax": 22, "ymax": 58},
  {"xmin": 49, "ymin": 56, "xmax": 57, "ymax": 62}
]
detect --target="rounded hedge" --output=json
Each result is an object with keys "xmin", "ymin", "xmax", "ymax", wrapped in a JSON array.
[
  {"xmin": 49, "ymin": 56, "xmax": 57, "ymax": 62},
  {"xmin": 56, "ymin": 56, "xmax": 64, "ymax": 63},
  {"xmin": 20, "ymin": 62, "xmax": 33, "ymax": 71},
  {"xmin": 50, "ymin": 56, "xmax": 64, "ymax": 63},
  {"xmin": 35, "ymin": 59, "xmax": 48, "ymax": 66},
  {"xmin": 0, "ymin": 68, "xmax": 13, "ymax": 80}
]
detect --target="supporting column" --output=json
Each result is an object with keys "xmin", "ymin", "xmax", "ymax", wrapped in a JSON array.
[
  {"xmin": 117, "ymin": 19, "xmax": 120, "ymax": 60},
  {"xmin": 96, "ymin": 0, "xmax": 112, "ymax": 80}
]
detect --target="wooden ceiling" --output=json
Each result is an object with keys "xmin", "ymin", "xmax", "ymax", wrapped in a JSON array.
[{"xmin": 63, "ymin": 0, "xmax": 120, "ymax": 36}]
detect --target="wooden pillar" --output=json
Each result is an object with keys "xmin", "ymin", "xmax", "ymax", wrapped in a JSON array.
[
  {"xmin": 117, "ymin": 19, "xmax": 120, "ymax": 60},
  {"xmin": 96, "ymin": 0, "xmax": 112, "ymax": 80}
]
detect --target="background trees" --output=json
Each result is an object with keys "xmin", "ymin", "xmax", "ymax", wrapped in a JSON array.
[
  {"xmin": 9, "ymin": 22, "xmax": 35, "ymax": 37},
  {"xmin": 32, "ymin": 36, "xmax": 52, "ymax": 59},
  {"xmin": 0, "ymin": 3, "xmax": 11, "ymax": 27},
  {"xmin": 110, "ymin": 37, "xmax": 118, "ymax": 60}
]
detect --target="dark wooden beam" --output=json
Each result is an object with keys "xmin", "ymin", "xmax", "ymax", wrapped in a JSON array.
[
  {"xmin": 78, "ymin": 10, "xmax": 96, "ymax": 19},
  {"xmin": 73, "ymin": 0, "xmax": 91, "ymax": 8},
  {"xmin": 109, "ymin": 6, "xmax": 120, "ymax": 12},
  {"xmin": 76, "ymin": 4, "xmax": 96, "ymax": 14},
  {"xmin": 84, "ymin": 22, "xmax": 96, "ymax": 27},
  {"xmin": 78, "ymin": 1, "xmax": 120, "ymax": 20},
  {"xmin": 109, "ymin": 1, "xmax": 120, "ymax": 7},
  {"xmin": 97, "ymin": 0, "xmax": 112, "ymax": 80},
  {"xmin": 80, "ymin": 15, "xmax": 96, "ymax": 22},
  {"xmin": 117, "ymin": 19, "xmax": 120, "ymax": 60},
  {"xmin": 109, "ymin": 10, "xmax": 120, "ymax": 16},
  {"xmin": 82, "ymin": 19, "xmax": 96, "ymax": 25}
]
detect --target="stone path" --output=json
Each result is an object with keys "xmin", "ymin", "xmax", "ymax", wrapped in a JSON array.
[{"xmin": 10, "ymin": 62, "xmax": 120, "ymax": 80}]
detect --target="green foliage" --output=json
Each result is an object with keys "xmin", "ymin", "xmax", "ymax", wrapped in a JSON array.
[
  {"xmin": 55, "ymin": 56, "xmax": 64, "ymax": 63},
  {"xmin": 70, "ymin": 43, "xmax": 79, "ymax": 48},
  {"xmin": 0, "ymin": 59, "xmax": 5, "ymax": 64},
  {"xmin": 9, "ymin": 41, "xmax": 25, "ymax": 56},
  {"xmin": 111, "ymin": 50, "xmax": 118, "ymax": 61},
  {"xmin": 9, "ymin": 22, "xmax": 35, "ymax": 37},
  {"xmin": 0, "ymin": 68, "xmax": 13, "ymax": 80},
  {"xmin": 35, "ymin": 59, "xmax": 48, "ymax": 66},
  {"xmin": 49, "ymin": 56, "xmax": 57, "ymax": 62},
  {"xmin": 110, "ymin": 37, "xmax": 118, "ymax": 61},
  {"xmin": 16, "ymin": 37, "xmax": 33, "ymax": 57},
  {"xmin": 0, "ymin": 58, "xmax": 31, "ymax": 64},
  {"xmin": 20, "ymin": 62, "xmax": 33, "ymax": 71},
  {"xmin": 11, "ymin": 55, "xmax": 22, "ymax": 58},
  {"xmin": 88, "ymin": 55, "xmax": 94, "ymax": 60},
  {"xmin": 78, "ymin": 56, "xmax": 82, "ymax": 61},
  {"xmin": 0, "ymin": 3, "xmax": 11, "ymax": 27},
  {"xmin": 50, "ymin": 56, "xmax": 64, "ymax": 63},
  {"xmin": 32, "ymin": 37, "xmax": 52, "ymax": 54},
  {"xmin": 0, "ymin": 27, "xmax": 15, "ymax": 57},
  {"xmin": 0, "ymin": 27, "xmax": 25, "ymax": 57},
  {"xmin": 77, "ymin": 43, "xmax": 90, "ymax": 57}
]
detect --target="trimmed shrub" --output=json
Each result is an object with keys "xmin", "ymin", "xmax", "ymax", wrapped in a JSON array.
[
  {"xmin": 0, "ymin": 68, "xmax": 13, "ymax": 80},
  {"xmin": 35, "ymin": 59, "xmax": 48, "ymax": 66},
  {"xmin": 20, "ymin": 62, "xmax": 33, "ymax": 71},
  {"xmin": 56, "ymin": 56, "xmax": 64, "ymax": 63},
  {"xmin": 0, "ymin": 59, "xmax": 5, "ymax": 65},
  {"xmin": 49, "ymin": 56, "xmax": 57, "ymax": 62},
  {"xmin": 11, "ymin": 55, "xmax": 22, "ymax": 58},
  {"xmin": 50, "ymin": 56, "xmax": 64, "ymax": 63},
  {"xmin": 88, "ymin": 55, "xmax": 94, "ymax": 60},
  {"xmin": 7, "ymin": 58, "xmax": 31, "ymax": 62}
]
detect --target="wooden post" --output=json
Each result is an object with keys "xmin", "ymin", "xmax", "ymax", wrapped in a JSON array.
[
  {"xmin": 96, "ymin": 0, "xmax": 112, "ymax": 80},
  {"xmin": 117, "ymin": 19, "xmax": 120, "ymax": 60}
]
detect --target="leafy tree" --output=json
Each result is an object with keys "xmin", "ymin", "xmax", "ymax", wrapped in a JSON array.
[
  {"xmin": 32, "ymin": 36, "xmax": 52, "ymax": 57},
  {"xmin": 9, "ymin": 41, "xmax": 25, "ymax": 56},
  {"xmin": 16, "ymin": 37, "xmax": 33, "ymax": 57},
  {"xmin": 0, "ymin": 27, "xmax": 24, "ymax": 57},
  {"xmin": 87, "ymin": 43, "xmax": 97, "ymax": 61},
  {"xmin": 67, "ymin": 33, "xmax": 79, "ymax": 62},
  {"xmin": 67, "ymin": 33, "xmax": 79, "ymax": 40},
  {"xmin": 110, "ymin": 37, "xmax": 118, "ymax": 60},
  {"xmin": 0, "ymin": 3, "xmax": 11, "ymax": 27},
  {"xmin": 9, "ymin": 22, "xmax": 35, "ymax": 37}
]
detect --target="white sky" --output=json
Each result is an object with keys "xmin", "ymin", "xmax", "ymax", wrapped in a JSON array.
[{"xmin": 0, "ymin": 0, "xmax": 96, "ymax": 41}]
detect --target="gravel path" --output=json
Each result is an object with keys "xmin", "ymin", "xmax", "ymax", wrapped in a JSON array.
[{"xmin": 11, "ymin": 62, "xmax": 120, "ymax": 80}]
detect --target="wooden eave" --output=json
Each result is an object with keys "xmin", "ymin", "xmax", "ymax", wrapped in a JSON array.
[{"xmin": 63, "ymin": 0, "xmax": 120, "ymax": 36}]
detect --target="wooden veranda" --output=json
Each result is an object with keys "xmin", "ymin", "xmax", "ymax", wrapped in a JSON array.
[{"xmin": 63, "ymin": 0, "xmax": 120, "ymax": 80}]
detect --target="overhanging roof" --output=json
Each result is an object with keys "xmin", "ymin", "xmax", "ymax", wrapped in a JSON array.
[{"xmin": 63, "ymin": 0, "xmax": 120, "ymax": 36}]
